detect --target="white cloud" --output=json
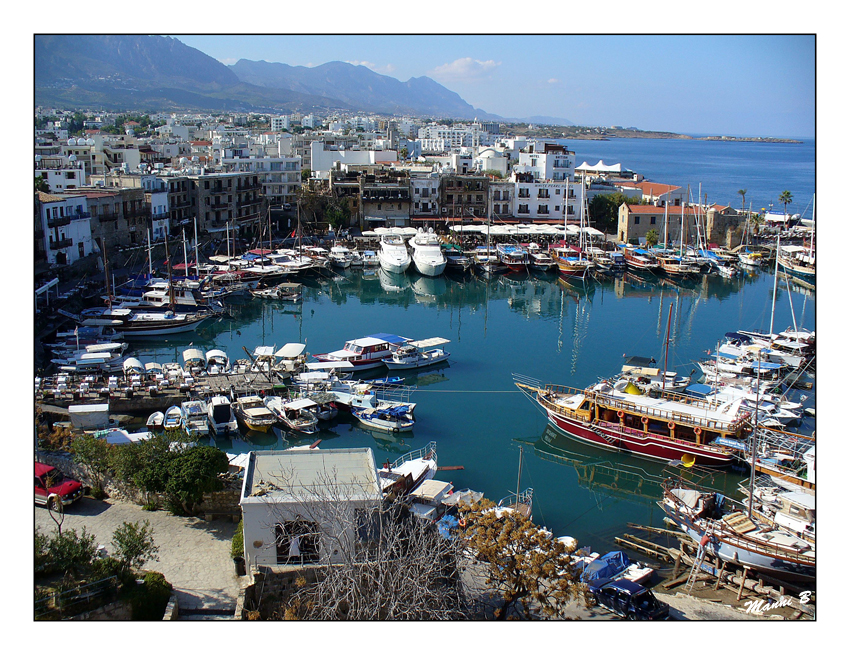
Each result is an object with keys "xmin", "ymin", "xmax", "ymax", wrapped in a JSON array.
[
  {"xmin": 548, "ymin": 78, "xmax": 559, "ymax": 84},
  {"xmin": 219, "ymin": 58, "xmax": 238, "ymax": 66},
  {"xmin": 428, "ymin": 58, "xmax": 501, "ymax": 82},
  {"xmin": 346, "ymin": 60, "xmax": 397, "ymax": 75}
]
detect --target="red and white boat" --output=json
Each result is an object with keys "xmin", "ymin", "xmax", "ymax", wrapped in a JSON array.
[
  {"xmin": 314, "ymin": 333, "xmax": 410, "ymax": 371},
  {"xmin": 515, "ymin": 377, "xmax": 751, "ymax": 466}
]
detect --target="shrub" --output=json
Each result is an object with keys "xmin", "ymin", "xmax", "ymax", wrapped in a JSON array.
[
  {"xmin": 231, "ymin": 519, "xmax": 244, "ymax": 559},
  {"xmin": 129, "ymin": 571, "xmax": 172, "ymax": 620},
  {"xmin": 111, "ymin": 520, "xmax": 159, "ymax": 573},
  {"xmin": 45, "ymin": 527, "xmax": 98, "ymax": 577}
]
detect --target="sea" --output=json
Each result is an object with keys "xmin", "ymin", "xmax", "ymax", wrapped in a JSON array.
[{"xmin": 131, "ymin": 137, "xmax": 815, "ymax": 557}]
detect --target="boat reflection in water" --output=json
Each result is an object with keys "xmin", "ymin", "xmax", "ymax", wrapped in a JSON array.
[{"xmin": 521, "ymin": 425, "xmax": 730, "ymax": 508}]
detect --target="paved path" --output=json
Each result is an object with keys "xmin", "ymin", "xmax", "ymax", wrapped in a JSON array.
[{"xmin": 36, "ymin": 497, "xmax": 245, "ymax": 614}]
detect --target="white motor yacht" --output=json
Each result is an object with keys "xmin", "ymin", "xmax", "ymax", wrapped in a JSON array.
[
  {"xmin": 408, "ymin": 228, "xmax": 447, "ymax": 277},
  {"xmin": 378, "ymin": 233, "xmax": 411, "ymax": 274}
]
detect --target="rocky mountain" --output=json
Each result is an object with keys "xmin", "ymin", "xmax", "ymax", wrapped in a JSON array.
[
  {"xmin": 34, "ymin": 35, "xmax": 501, "ymax": 120},
  {"xmin": 228, "ymin": 59, "xmax": 500, "ymax": 120}
]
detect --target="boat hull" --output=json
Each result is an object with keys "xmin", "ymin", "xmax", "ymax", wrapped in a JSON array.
[
  {"xmin": 412, "ymin": 258, "xmax": 447, "ymax": 277},
  {"xmin": 385, "ymin": 350, "xmax": 450, "ymax": 370},
  {"xmin": 542, "ymin": 407, "xmax": 734, "ymax": 466}
]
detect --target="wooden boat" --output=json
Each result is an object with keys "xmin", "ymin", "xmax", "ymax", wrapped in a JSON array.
[
  {"xmin": 515, "ymin": 376, "xmax": 752, "ymax": 466},
  {"xmin": 496, "ymin": 243, "xmax": 529, "ymax": 272},
  {"xmin": 441, "ymin": 243, "xmax": 472, "ymax": 271},
  {"xmin": 146, "ymin": 411, "xmax": 164, "ymax": 430},
  {"xmin": 233, "ymin": 395, "xmax": 278, "ymax": 432},
  {"xmin": 622, "ymin": 247, "xmax": 660, "ymax": 272},
  {"xmin": 264, "ymin": 396, "xmax": 319, "ymax": 434},
  {"xmin": 352, "ymin": 404, "xmax": 415, "ymax": 432},
  {"xmin": 163, "ymin": 405, "xmax": 183, "ymax": 430},
  {"xmin": 207, "ymin": 394, "xmax": 238, "ymax": 436},
  {"xmin": 659, "ymin": 480, "xmax": 815, "ymax": 583},
  {"xmin": 526, "ymin": 243, "xmax": 558, "ymax": 272},
  {"xmin": 328, "ymin": 245, "xmax": 356, "ymax": 268},
  {"xmin": 250, "ymin": 282, "xmax": 302, "ymax": 301},
  {"xmin": 657, "ymin": 253, "xmax": 701, "ymax": 277},
  {"xmin": 384, "ymin": 338, "xmax": 450, "ymax": 370},
  {"xmin": 552, "ymin": 246, "xmax": 594, "ymax": 278},
  {"xmin": 777, "ymin": 245, "xmax": 815, "ymax": 283}
]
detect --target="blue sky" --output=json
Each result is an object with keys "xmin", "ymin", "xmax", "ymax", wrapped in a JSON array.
[{"xmin": 173, "ymin": 34, "xmax": 814, "ymax": 138}]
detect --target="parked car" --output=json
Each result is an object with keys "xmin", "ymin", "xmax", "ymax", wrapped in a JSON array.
[
  {"xmin": 35, "ymin": 462, "xmax": 83, "ymax": 509},
  {"xmin": 586, "ymin": 578, "xmax": 669, "ymax": 620}
]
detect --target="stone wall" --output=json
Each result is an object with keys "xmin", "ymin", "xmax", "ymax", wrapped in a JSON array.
[
  {"xmin": 238, "ymin": 566, "xmax": 323, "ymax": 619},
  {"xmin": 69, "ymin": 599, "xmax": 132, "ymax": 621}
]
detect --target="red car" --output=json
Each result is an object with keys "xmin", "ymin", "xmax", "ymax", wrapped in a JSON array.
[{"xmin": 35, "ymin": 462, "xmax": 83, "ymax": 509}]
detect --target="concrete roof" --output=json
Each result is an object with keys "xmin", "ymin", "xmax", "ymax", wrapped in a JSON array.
[{"xmin": 241, "ymin": 448, "xmax": 381, "ymax": 505}]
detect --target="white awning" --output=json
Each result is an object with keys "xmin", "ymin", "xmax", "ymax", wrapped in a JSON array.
[
  {"xmin": 306, "ymin": 361, "xmax": 354, "ymax": 370},
  {"xmin": 123, "ymin": 357, "xmax": 143, "ymax": 373},
  {"xmin": 144, "ymin": 362, "xmax": 163, "ymax": 372},
  {"xmin": 182, "ymin": 348, "xmax": 205, "ymax": 364},
  {"xmin": 275, "ymin": 343, "xmax": 306, "ymax": 358},
  {"xmin": 410, "ymin": 337, "xmax": 450, "ymax": 348},
  {"xmin": 284, "ymin": 398, "xmax": 317, "ymax": 410},
  {"xmin": 253, "ymin": 346, "xmax": 276, "ymax": 358},
  {"xmin": 205, "ymin": 349, "xmax": 228, "ymax": 361}
]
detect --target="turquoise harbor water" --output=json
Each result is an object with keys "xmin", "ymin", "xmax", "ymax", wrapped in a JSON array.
[{"xmin": 132, "ymin": 266, "xmax": 815, "ymax": 551}]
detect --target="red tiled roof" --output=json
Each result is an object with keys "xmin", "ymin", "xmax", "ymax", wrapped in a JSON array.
[{"xmin": 631, "ymin": 181, "xmax": 680, "ymax": 195}]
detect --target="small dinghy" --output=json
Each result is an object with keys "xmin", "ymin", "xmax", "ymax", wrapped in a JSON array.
[{"xmin": 146, "ymin": 411, "xmax": 164, "ymax": 429}]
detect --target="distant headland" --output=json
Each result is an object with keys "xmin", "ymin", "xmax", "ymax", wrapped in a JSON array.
[{"xmin": 503, "ymin": 123, "xmax": 803, "ymax": 143}]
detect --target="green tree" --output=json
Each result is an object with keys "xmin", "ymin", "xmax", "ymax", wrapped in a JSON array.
[
  {"xmin": 46, "ymin": 527, "xmax": 98, "ymax": 577},
  {"xmin": 399, "ymin": 146, "xmax": 409, "ymax": 160},
  {"xmin": 71, "ymin": 432, "xmax": 113, "ymax": 496},
  {"xmin": 462, "ymin": 499, "xmax": 582, "ymax": 619},
  {"xmin": 35, "ymin": 175, "xmax": 50, "ymax": 193},
  {"xmin": 645, "ymin": 229, "xmax": 660, "ymax": 247},
  {"xmin": 111, "ymin": 520, "xmax": 159, "ymax": 573},
  {"xmin": 738, "ymin": 189, "xmax": 747, "ymax": 216},
  {"xmin": 588, "ymin": 193, "xmax": 633, "ymax": 235},
  {"xmin": 325, "ymin": 202, "xmax": 350, "ymax": 230},
  {"xmin": 165, "ymin": 446, "xmax": 229, "ymax": 515},
  {"xmin": 301, "ymin": 168, "xmax": 311, "ymax": 182},
  {"xmin": 779, "ymin": 190, "xmax": 793, "ymax": 217}
]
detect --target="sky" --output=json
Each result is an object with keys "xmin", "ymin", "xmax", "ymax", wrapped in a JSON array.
[{"xmin": 172, "ymin": 34, "xmax": 815, "ymax": 138}]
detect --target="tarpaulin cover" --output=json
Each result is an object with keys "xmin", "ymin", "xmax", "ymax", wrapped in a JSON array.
[{"xmin": 581, "ymin": 551, "xmax": 631, "ymax": 582}]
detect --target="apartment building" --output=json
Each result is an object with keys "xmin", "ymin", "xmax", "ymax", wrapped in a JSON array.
[
  {"xmin": 36, "ymin": 191, "xmax": 96, "ymax": 266},
  {"xmin": 220, "ymin": 154, "xmax": 302, "ymax": 211},
  {"xmin": 440, "ymin": 174, "xmax": 489, "ymax": 221}
]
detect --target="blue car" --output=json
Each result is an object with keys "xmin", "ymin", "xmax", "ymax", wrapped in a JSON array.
[{"xmin": 586, "ymin": 578, "xmax": 669, "ymax": 620}]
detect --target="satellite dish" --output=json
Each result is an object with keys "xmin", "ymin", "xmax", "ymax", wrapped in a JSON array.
[
  {"xmin": 35, "ymin": 154, "xmax": 42, "ymax": 162},
  {"xmin": 68, "ymin": 138, "xmax": 77, "ymax": 146},
  {"xmin": 86, "ymin": 138, "xmax": 95, "ymax": 146},
  {"xmin": 69, "ymin": 154, "xmax": 77, "ymax": 162}
]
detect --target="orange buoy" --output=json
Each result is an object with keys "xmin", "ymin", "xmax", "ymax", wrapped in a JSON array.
[
  {"xmin": 668, "ymin": 421, "xmax": 676, "ymax": 430},
  {"xmin": 617, "ymin": 410, "xmax": 625, "ymax": 419},
  {"xmin": 641, "ymin": 416, "xmax": 649, "ymax": 425}
]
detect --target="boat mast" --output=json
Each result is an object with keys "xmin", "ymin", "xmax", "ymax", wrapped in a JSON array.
[
  {"xmin": 809, "ymin": 193, "xmax": 815, "ymax": 259},
  {"xmin": 679, "ymin": 199, "xmax": 685, "ymax": 257},
  {"xmin": 194, "ymin": 215, "xmax": 199, "ymax": 280},
  {"xmin": 662, "ymin": 302, "xmax": 673, "ymax": 393},
  {"xmin": 748, "ymin": 350, "xmax": 762, "ymax": 519},
  {"xmin": 516, "ymin": 445, "xmax": 524, "ymax": 506},
  {"xmin": 182, "ymin": 228, "xmax": 188, "ymax": 278},
  {"xmin": 768, "ymin": 229, "xmax": 781, "ymax": 339},
  {"xmin": 663, "ymin": 198, "xmax": 669, "ymax": 249},
  {"xmin": 165, "ymin": 232, "xmax": 175, "ymax": 308},
  {"xmin": 226, "ymin": 221, "xmax": 231, "ymax": 259},
  {"xmin": 579, "ymin": 172, "xmax": 585, "ymax": 261},
  {"xmin": 147, "ymin": 227, "xmax": 153, "ymax": 277}
]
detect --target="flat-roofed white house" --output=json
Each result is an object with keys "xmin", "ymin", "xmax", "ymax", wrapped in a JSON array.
[{"xmin": 239, "ymin": 448, "xmax": 383, "ymax": 576}]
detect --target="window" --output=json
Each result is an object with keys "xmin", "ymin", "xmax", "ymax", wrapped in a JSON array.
[
  {"xmin": 650, "ymin": 216, "xmax": 656, "ymax": 225},
  {"xmin": 634, "ymin": 216, "xmax": 640, "ymax": 224},
  {"xmin": 275, "ymin": 520, "xmax": 321, "ymax": 564},
  {"xmin": 518, "ymin": 204, "xmax": 529, "ymax": 214}
]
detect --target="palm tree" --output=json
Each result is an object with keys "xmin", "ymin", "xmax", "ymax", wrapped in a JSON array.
[
  {"xmin": 737, "ymin": 189, "xmax": 747, "ymax": 216},
  {"xmin": 779, "ymin": 190, "xmax": 793, "ymax": 218}
]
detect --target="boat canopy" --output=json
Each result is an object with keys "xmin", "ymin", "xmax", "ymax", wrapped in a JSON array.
[
  {"xmin": 275, "ymin": 343, "xmax": 306, "ymax": 358},
  {"xmin": 123, "ymin": 357, "xmax": 143, "ymax": 374},
  {"xmin": 284, "ymin": 398, "xmax": 317, "ymax": 410},
  {"xmin": 253, "ymin": 346, "xmax": 276, "ymax": 358},
  {"xmin": 409, "ymin": 337, "xmax": 450, "ymax": 349},
  {"xmin": 306, "ymin": 361, "xmax": 354, "ymax": 370},
  {"xmin": 182, "ymin": 348, "xmax": 205, "ymax": 365},
  {"xmin": 367, "ymin": 333, "xmax": 411, "ymax": 345},
  {"xmin": 144, "ymin": 362, "xmax": 163, "ymax": 372},
  {"xmin": 581, "ymin": 551, "xmax": 631, "ymax": 582},
  {"xmin": 206, "ymin": 349, "xmax": 228, "ymax": 362}
]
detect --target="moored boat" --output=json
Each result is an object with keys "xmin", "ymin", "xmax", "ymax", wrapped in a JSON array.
[
  {"xmin": 163, "ymin": 405, "xmax": 183, "ymax": 430},
  {"xmin": 377, "ymin": 233, "xmax": 412, "ymax": 274},
  {"xmin": 181, "ymin": 398, "xmax": 209, "ymax": 437},
  {"xmin": 384, "ymin": 337, "xmax": 450, "ymax": 370},
  {"xmin": 264, "ymin": 396, "xmax": 319, "ymax": 434},
  {"xmin": 233, "ymin": 395, "xmax": 278, "ymax": 432},
  {"xmin": 207, "ymin": 394, "xmax": 238, "ymax": 436},
  {"xmin": 409, "ymin": 228, "xmax": 447, "ymax": 277},
  {"xmin": 314, "ymin": 334, "xmax": 410, "ymax": 371},
  {"xmin": 352, "ymin": 404, "xmax": 415, "ymax": 432}
]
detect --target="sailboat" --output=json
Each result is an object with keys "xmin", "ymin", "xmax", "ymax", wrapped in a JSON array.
[
  {"xmin": 474, "ymin": 191, "xmax": 506, "ymax": 277},
  {"xmin": 552, "ymin": 173, "xmax": 594, "ymax": 279}
]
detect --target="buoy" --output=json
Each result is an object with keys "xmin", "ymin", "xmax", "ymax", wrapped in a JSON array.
[
  {"xmin": 641, "ymin": 416, "xmax": 649, "ymax": 425},
  {"xmin": 694, "ymin": 426, "xmax": 702, "ymax": 436},
  {"xmin": 458, "ymin": 516, "xmax": 467, "ymax": 528},
  {"xmin": 617, "ymin": 410, "xmax": 625, "ymax": 419},
  {"xmin": 668, "ymin": 421, "xmax": 676, "ymax": 430}
]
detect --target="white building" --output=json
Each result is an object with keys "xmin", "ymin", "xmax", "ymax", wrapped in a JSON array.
[
  {"xmin": 220, "ymin": 154, "xmax": 302, "ymax": 209},
  {"xmin": 410, "ymin": 175, "xmax": 440, "ymax": 218},
  {"xmin": 271, "ymin": 115, "xmax": 291, "ymax": 132},
  {"xmin": 37, "ymin": 191, "xmax": 96, "ymax": 266},
  {"xmin": 239, "ymin": 448, "xmax": 383, "ymax": 575},
  {"xmin": 35, "ymin": 155, "xmax": 86, "ymax": 191},
  {"xmin": 310, "ymin": 142, "xmax": 397, "ymax": 179},
  {"xmin": 516, "ymin": 142, "xmax": 575, "ymax": 182}
]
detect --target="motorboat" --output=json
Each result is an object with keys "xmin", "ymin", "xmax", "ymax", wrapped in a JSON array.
[
  {"xmin": 181, "ymin": 398, "xmax": 210, "ymax": 437},
  {"xmin": 207, "ymin": 394, "xmax": 238, "ymax": 436},
  {"xmin": 377, "ymin": 441, "xmax": 438, "ymax": 496},
  {"xmin": 577, "ymin": 549, "xmax": 654, "ymax": 586},
  {"xmin": 233, "ymin": 395, "xmax": 278, "ymax": 432},
  {"xmin": 205, "ymin": 349, "xmax": 230, "ymax": 375},
  {"xmin": 496, "ymin": 243, "xmax": 529, "ymax": 272},
  {"xmin": 328, "ymin": 245, "xmax": 356, "ymax": 268},
  {"xmin": 359, "ymin": 250, "xmax": 380, "ymax": 267},
  {"xmin": 264, "ymin": 396, "xmax": 319, "ymax": 434},
  {"xmin": 377, "ymin": 233, "xmax": 412, "ymax": 274},
  {"xmin": 526, "ymin": 243, "xmax": 557, "ymax": 272},
  {"xmin": 409, "ymin": 228, "xmax": 447, "ymax": 277},
  {"xmin": 552, "ymin": 246, "xmax": 594, "ymax": 278},
  {"xmin": 352, "ymin": 404, "xmax": 415, "ymax": 432},
  {"xmin": 385, "ymin": 337, "xmax": 450, "ymax": 370},
  {"xmin": 441, "ymin": 243, "xmax": 472, "ymax": 271},
  {"xmin": 473, "ymin": 245, "xmax": 506, "ymax": 277},
  {"xmin": 250, "ymin": 282, "xmax": 302, "ymax": 301},
  {"xmin": 314, "ymin": 334, "xmax": 410, "ymax": 371}
]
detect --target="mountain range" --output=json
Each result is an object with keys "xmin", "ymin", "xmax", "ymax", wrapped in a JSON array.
[{"xmin": 35, "ymin": 34, "xmax": 547, "ymax": 123}]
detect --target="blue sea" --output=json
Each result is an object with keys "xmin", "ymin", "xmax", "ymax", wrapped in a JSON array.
[{"xmin": 560, "ymin": 137, "xmax": 815, "ymax": 217}]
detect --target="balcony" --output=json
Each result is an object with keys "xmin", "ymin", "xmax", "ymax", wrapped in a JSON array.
[
  {"xmin": 98, "ymin": 212, "xmax": 118, "ymax": 222},
  {"xmin": 50, "ymin": 237, "xmax": 72, "ymax": 250},
  {"xmin": 537, "ymin": 191, "xmax": 550, "ymax": 199},
  {"xmin": 47, "ymin": 215, "xmax": 71, "ymax": 229}
]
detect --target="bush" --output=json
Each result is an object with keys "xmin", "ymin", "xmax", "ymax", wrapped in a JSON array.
[
  {"xmin": 129, "ymin": 571, "xmax": 172, "ymax": 620},
  {"xmin": 111, "ymin": 520, "xmax": 159, "ymax": 573},
  {"xmin": 231, "ymin": 519, "xmax": 244, "ymax": 559},
  {"xmin": 43, "ymin": 527, "xmax": 98, "ymax": 577}
]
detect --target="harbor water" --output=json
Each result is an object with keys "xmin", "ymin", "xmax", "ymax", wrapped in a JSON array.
[{"xmin": 132, "ymin": 265, "xmax": 815, "ymax": 551}]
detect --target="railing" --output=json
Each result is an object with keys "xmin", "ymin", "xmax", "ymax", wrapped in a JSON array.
[
  {"xmin": 390, "ymin": 440, "xmax": 437, "ymax": 469},
  {"xmin": 47, "ymin": 216, "xmax": 71, "ymax": 229},
  {"xmin": 50, "ymin": 237, "xmax": 72, "ymax": 250},
  {"xmin": 34, "ymin": 575, "xmax": 120, "ymax": 620}
]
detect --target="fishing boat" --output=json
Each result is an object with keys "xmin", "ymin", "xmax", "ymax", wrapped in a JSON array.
[
  {"xmin": 328, "ymin": 245, "xmax": 356, "ymax": 268},
  {"xmin": 496, "ymin": 243, "xmax": 529, "ymax": 273},
  {"xmin": 358, "ymin": 250, "xmax": 380, "ymax": 267},
  {"xmin": 777, "ymin": 245, "xmax": 815, "ymax": 284},
  {"xmin": 146, "ymin": 411, "xmax": 164, "ymax": 430},
  {"xmin": 264, "ymin": 396, "xmax": 319, "ymax": 434},
  {"xmin": 377, "ymin": 233, "xmax": 412, "ymax": 274},
  {"xmin": 473, "ymin": 245, "xmax": 506, "ymax": 277},
  {"xmin": 79, "ymin": 307, "xmax": 212, "ymax": 338},
  {"xmin": 233, "ymin": 395, "xmax": 278, "ymax": 432},
  {"xmin": 514, "ymin": 376, "xmax": 751, "ymax": 466},
  {"xmin": 249, "ymin": 282, "xmax": 302, "ymax": 301},
  {"xmin": 656, "ymin": 253, "xmax": 702, "ymax": 277},
  {"xmin": 163, "ymin": 405, "xmax": 183, "ymax": 431},
  {"xmin": 577, "ymin": 550, "xmax": 654, "ymax": 586},
  {"xmin": 377, "ymin": 441, "xmax": 438, "ymax": 496},
  {"xmin": 207, "ymin": 394, "xmax": 238, "ymax": 436},
  {"xmin": 526, "ymin": 243, "xmax": 558, "ymax": 272},
  {"xmin": 303, "ymin": 392, "xmax": 338, "ymax": 421},
  {"xmin": 737, "ymin": 476, "xmax": 815, "ymax": 543},
  {"xmin": 314, "ymin": 334, "xmax": 409, "ymax": 371},
  {"xmin": 658, "ymin": 480, "xmax": 815, "ymax": 583},
  {"xmin": 384, "ymin": 337, "xmax": 450, "ymax": 370},
  {"xmin": 180, "ymin": 398, "xmax": 210, "ymax": 437},
  {"xmin": 205, "ymin": 349, "xmax": 230, "ymax": 375},
  {"xmin": 441, "ymin": 243, "xmax": 472, "ymax": 272},
  {"xmin": 352, "ymin": 404, "xmax": 415, "ymax": 432},
  {"xmin": 409, "ymin": 228, "xmax": 447, "ymax": 277}
]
